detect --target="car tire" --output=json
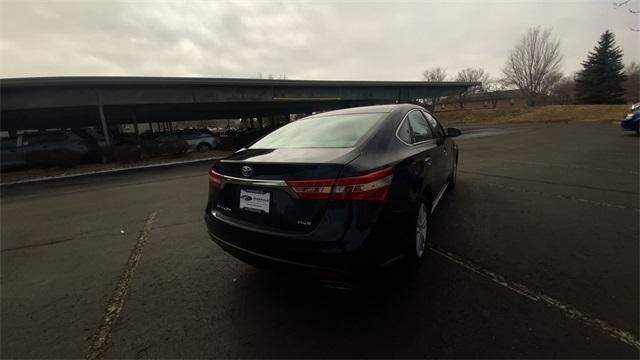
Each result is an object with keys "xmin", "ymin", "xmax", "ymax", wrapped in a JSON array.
[
  {"xmin": 406, "ymin": 198, "xmax": 431, "ymax": 270},
  {"xmin": 197, "ymin": 143, "xmax": 212, "ymax": 153}
]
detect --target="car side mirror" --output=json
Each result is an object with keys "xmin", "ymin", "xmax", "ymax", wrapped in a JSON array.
[{"xmin": 446, "ymin": 127, "xmax": 462, "ymax": 138}]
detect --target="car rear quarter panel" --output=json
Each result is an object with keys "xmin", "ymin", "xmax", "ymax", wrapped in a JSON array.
[{"xmin": 352, "ymin": 106, "xmax": 438, "ymax": 211}]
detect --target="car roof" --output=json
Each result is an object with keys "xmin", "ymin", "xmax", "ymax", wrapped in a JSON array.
[{"xmin": 305, "ymin": 103, "xmax": 424, "ymax": 118}]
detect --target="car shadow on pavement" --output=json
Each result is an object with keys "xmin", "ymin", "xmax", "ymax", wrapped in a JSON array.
[{"xmin": 219, "ymin": 252, "xmax": 461, "ymax": 358}]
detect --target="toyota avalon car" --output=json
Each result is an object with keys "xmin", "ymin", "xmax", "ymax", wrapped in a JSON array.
[{"xmin": 204, "ymin": 104, "xmax": 461, "ymax": 276}]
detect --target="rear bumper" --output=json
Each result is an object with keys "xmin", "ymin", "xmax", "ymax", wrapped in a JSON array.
[
  {"xmin": 208, "ymin": 230, "xmax": 347, "ymax": 273},
  {"xmin": 204, "ymin": 207, "xmax": 402, "ymax": 273}
]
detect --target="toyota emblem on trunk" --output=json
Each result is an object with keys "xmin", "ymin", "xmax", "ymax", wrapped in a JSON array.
[{"xmin": 241, "ymin": 166, "xmax": 253, "ymax": 178}]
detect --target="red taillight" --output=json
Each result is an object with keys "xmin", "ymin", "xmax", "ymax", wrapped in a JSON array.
[
  {"xmin": 209, "ymin": 168, "xmax": 223, "ymax": 189},
  {"xmin": 332, "ymin": 167, "xmax": 394, "ymax": 201},
  {"xmin": 286, "ymin": 167, "xmax": 394, "ymax": 201},
  {"xmin": 285, "ymin": 178, "xmax": 335, "ymax": 199}
]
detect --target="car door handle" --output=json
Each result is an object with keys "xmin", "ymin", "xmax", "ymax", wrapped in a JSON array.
[{"xmin": 424, "ymin": 156, "xmax": 432, "ymax": 166}]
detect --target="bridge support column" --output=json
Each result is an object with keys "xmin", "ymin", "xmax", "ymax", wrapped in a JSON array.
[
  {"xmin": 131, "ymin": 111, "xmax": 140, "ymax": 136},
  {"xmin": 98, "ymin": 105, "xmax": 111, "ymax": 147}
]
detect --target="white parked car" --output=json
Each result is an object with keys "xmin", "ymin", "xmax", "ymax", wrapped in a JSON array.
[{"xmin": 156, "ymin": 131, "xmax": 218, "ymax": 153}]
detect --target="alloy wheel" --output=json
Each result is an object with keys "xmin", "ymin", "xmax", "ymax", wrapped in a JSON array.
[
  {"xmin": 415, "ymin": 203, "xmax": 428, "ymax": 258},
  {"xmin": 452, "ymin": 160, "xmax": 457, "ymax": 183}
]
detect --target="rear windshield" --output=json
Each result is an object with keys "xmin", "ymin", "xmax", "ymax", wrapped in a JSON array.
[{"xmin": 250, "ymin": 113, "xmax": 385, "ymax": 148}]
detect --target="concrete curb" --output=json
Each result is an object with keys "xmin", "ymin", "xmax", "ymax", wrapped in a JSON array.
[{"xmin": 0, "ymin": 156, "xmax": 222, "ymax": 187}]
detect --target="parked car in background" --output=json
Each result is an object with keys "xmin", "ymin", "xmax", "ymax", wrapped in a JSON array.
[
  {"xmin": 621, "ymin": 108, "xmax": 640, "ymax": 136},
  {"xmin": 1, "ymin": 130, "xmax": 99, "ymax": 170},
  {"xmin": 155, "ymin": 130, "xmax": 218, "ymax": 152},
  {"xmin": 72, "ymin": 128, "xmax": 111, "ymax": 148},
  {"xmin": 71, "ymin": 128, "xmax": 114, "ymax": 161},
  {"xmin": 216, "ymin": 126, "xmax": 282, "ymax": 150},
  {"xmin": 205, "ymin": 104, "xmax": 462, "ymax": 279}
]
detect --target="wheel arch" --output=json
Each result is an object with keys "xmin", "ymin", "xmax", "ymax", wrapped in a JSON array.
[{"xmin": 421, "ymin": 184, "xmax": 433, "ymax": 207}]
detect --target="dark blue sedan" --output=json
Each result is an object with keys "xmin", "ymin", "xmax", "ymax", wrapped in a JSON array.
[
  {"xmin": 621, "ymin": 109, "xmax": 640, "ymax": 136},
  {"xmin": 205, "ymin": 104, "xmax": 462, "ymax": 277}
]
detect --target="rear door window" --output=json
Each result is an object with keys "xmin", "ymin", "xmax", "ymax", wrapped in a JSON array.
[
  {"xmin": 397, "ymin": 119, "xmax": 413, "ymax": 144},
  {"xmin": 407, "ymin": 111, "xmax": 434, "ymax": 143},
  {"xmin": 423, "ymin": 112, "xmax": 445, "ymax": 138}
]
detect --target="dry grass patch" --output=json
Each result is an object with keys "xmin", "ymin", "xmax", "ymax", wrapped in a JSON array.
[{"xmin": 436, "ymin": 104, "xmax": 630, "ymax": 126}]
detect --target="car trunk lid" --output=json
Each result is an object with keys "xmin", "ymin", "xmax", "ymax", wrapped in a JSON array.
[{"xmin": 209, "ymin": 148, "xmax": 359, "ymax": 233}]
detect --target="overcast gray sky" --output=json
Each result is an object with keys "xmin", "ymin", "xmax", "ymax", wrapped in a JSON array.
[{"xmin": 0, "ymin": 0, "xmax": 638, "ymax": 80}]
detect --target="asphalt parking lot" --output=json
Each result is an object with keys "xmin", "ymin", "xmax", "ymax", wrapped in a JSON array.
[{"xmin": 1, "ymin": 122, "xmax": 638, "ymax": 358}]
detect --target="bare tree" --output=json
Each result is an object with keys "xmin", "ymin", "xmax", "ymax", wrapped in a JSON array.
[
  {"xmin": 502, "ymin": 26, "xmax": 563, "ymax": 106},
  {"xmin": 455, "ymin": 68, "xmax": 490, "ymax": 109},
  {"xmin": 626, "ymin": 61, "xmax": 640, "ymax": 73},
  {"xmin": 550, "ymin": 75, "xmax": 576, "ymax": 104},
  {"xmin": 614, "ymin": 0, "xmax": 640, "ymax": 12},
  {"xmin": 624, "ymin": 61, "xmax": 640, "ymax": 102},
  {"xmin": 456, "ymin": 68, "xmax": 489, "ymax": 88},
  {"xmin": 421, "ymin": 67, "xmax": 447, "ymax": 110},
  {"xmin": 422, "ymin": 67, "xmax": 447, "ymax": 81},
  {"xmin": 258, "ymin": 73, "xmax": 286, "ymax": 80},
  {"xmin": 613, "ymin": 0, "xmax": 640, "ymax": 31},
  {"xmin": 484, "ymin": 78, "xmax": 508, "ymax": 108}
]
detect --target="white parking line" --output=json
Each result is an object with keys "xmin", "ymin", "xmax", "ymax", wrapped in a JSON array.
[
  {"xmin": 428, "ymin": 244, "xmax": 640, "ymax": 350},
  {"xmin": 86, "ymin": 211, "xmax": 158, "ymax": 360},
  {"xmin": 485, "ymin": 182, "xmax": 637, "ymax": 211},
  {"xmin": 489, "ymin": 158, "xmax": 639, "ymax": 176},
  {"xmin": 461, "ymin": 170, "xmax": 638, "ymax": 195}
]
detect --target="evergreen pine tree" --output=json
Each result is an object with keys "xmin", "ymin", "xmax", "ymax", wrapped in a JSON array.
[{"xmin": 575, "ymin": 30, "xmax": 627, "ymax": 104}]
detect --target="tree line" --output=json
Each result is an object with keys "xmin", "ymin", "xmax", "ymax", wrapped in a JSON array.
[{"xmin": 422, "ymin": 27, "xmax": 638, "ymax": 110}]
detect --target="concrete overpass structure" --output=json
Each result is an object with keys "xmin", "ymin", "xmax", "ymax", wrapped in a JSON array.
[{"xmin": 0, "ymin": 76, "xmax": 478, "ymax": 144}]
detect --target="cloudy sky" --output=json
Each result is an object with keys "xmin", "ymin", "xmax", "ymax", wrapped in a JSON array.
[{"xmin": 0, "ymin": 0, "xmax": 638, "ymax": 81}]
